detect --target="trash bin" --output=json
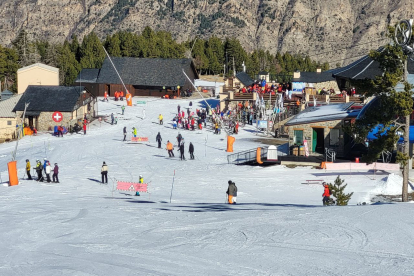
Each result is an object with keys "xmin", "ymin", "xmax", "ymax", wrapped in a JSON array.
[{"xmin": 355, "ymin": 157, "xmax": 359, "ymax": 163}]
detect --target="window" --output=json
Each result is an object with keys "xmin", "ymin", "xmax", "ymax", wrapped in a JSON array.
[
  {"xmin": 294, "ymin": 130, "xmax": 303, "ymax": 145},
  {"xmin": 7, "ymin": 121, "xmax": 12, "ymax": 126},
  {"xmin": 330, "ymin": 129, "xmax": 340, "ymax": 146}
]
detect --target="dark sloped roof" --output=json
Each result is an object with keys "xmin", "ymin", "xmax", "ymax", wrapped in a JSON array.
[
  {"xmin": 236, "ymin": 72, "xmax": 255, "ymax": 86},
  {"xmin": 292, "ymin": 71, "xmax": 335, "ymax": 83},
  {"xmin": 13, "ymin": 86, "xmax": 86, "ymax": 112},
  {"xmin": 95, "ymin": 57, "xmax": 198, "ymax": 87},
  {"xmin": 75, "ymin": 69, "xmax": 100, "ymax": 83}
]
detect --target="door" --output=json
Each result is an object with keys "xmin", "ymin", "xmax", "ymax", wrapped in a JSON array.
[
  {"xmin": 106, "ymin": 84, "xmax": 110, "ymax": 96},
  {"xmin": 28, "ymin": 116, "xmax": 34, "ymax": 127},
  {"xmin": 312, "ymin": 129, "xmax": 317, "ymax": 152}
]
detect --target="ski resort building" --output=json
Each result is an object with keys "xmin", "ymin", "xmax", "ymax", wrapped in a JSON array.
[
  {"xmin": 74, "ymin": 57, "xmax": 199, "ymax": 98},
  {"xmin": 13, "ymin": 86, "xmax": 96, "ymax": 131},
  {"xmin": 0, "ymin": 94, "xmax": 23, "ymax": 142},
  {"xmin": 17, "ymin": 63, "xmax": 59, "ymax": 94}
]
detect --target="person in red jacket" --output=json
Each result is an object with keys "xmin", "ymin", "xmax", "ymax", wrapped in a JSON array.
[
  {"xmin": 322, "ymin": 183, "xmax": 330, "ymax": 205},
  {"xmin": 83, "ymin": 123, "xmax": 87, "ymax": 135}
]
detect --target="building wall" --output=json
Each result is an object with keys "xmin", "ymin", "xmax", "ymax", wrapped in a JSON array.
[
  {"xmin": 0, "ymin": 118, "xmax": 17, "ymax": 141},
  {"xmin": 310, "ymin": 80, "xmax": 340, "ymax": 93},
  {"xmin": 287, "ymin": 119, "xmax": 347, "ymax": 157},
  {"xmin": 17, "ymin": 67, "xmax": 59, "ymax": 94}
]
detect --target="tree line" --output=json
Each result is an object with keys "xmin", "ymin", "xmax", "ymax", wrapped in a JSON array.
[{"xmin": 1, "ymin": 26, "xmax": 329, "ymax": 92}]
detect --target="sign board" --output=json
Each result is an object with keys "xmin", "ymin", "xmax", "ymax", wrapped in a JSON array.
[
  {"xmin": 257, "ymin": 120, "xmax": 267, "ymax": 129},
  {"xmin": 131, "ymin": 137, "xmax": 149, "ymax": 142},
  {"xmin": 52, "ymin": 111, "xmax": 63, "ymax": 123},
  {"xmin": 137, "ymin": 101, "xmax": 146, "ymax": 104}
]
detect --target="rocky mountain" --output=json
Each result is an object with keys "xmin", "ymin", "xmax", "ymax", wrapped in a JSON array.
[{"xmin": 0, "ymin": 0, "xmax": 413, "ymax": 66}]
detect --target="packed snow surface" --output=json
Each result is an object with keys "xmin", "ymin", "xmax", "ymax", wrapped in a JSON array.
[{"xmin": 0, "ymin": 97, "xmax": 413, "ymax": 275}]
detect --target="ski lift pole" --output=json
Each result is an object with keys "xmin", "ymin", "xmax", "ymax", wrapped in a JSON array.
[{"xmin": 102, "ymin": 46, "xmax": 129, "ymax": 95}]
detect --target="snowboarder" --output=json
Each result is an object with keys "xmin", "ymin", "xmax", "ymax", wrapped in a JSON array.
[
  {"xmin": 53, "ymin": 163, "xmax": 59, "ymax": 183},
  {"xmin": 121, "ymin": 105, "xmax": 125, "ymax": 115},
  {"xmin": 123, "ymin": 126, "xmax": 127, "ymax": 141},
  {"xmin": 35, "ymin": 160, "xmax": 44, "ymax": 182},
  {"xmin": 166, "ymin": 140, "xmax": 174, "ymax": 157},
  {"xmin": 176, "ymin": 132, "xmax": 182, "ymax": 147},
  {"xmin": 178, "ymin": 139, "xmax": 185, "ymax": 160},
  {"xmin": 132, "ymin": 127, "xmax": 137, "ymax": 137},
  {"xmin": 26, "ymin": 159, "xmax": 32, "ymax": 180},
  {"xmin": 156, "ymin": 132, "xmax": 162, "ymax": 148},
  {"xmin": 101, "ymin": 162, "xmax": 108, "ymax": 184},
  {"xmin": 189, "ymin": 142, "xmax": 194, "ymax": 160},
  {"xmin": 45, "ymin": 161, "xmax": 52, "ymax": 183},
  {"xmin": 111, "ymin": 113, "xmax": 114, "ymax": 125},
  {"xmin": 159, "ymin": 114, "xmax": 163, "ymax": 125},
  {"xmin": 226, "ymin": 180, "xmax": 238, "ymax": 204},
  {"xmin": 322, "ymin": 182, "xmax": 331, "ymax": 206},
  {"xmin": 136, "ymin": 175, "xmax": 143, "ymax": 196}
]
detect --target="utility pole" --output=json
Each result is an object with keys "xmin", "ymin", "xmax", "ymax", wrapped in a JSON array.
[{"xmin": 402, "ymin": 58, "xmax": 410, "ymax": 202}]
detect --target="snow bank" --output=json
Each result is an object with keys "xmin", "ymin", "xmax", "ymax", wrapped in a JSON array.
[{"xmin": 374, "ymin": 173, "xmax": 413, "ymax": 195}]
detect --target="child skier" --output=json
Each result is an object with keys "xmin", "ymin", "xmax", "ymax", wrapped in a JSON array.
[
  {"xmin": 322, "ymin": 182, "xmax": 331, "ymax": 206},
  {"xmin": 159, "ymin": 114, "xmax": 163, "ymax": 125},
  {"xmin": 136, "ymin": 175, "xmax": 143, "ymax": 196},
  {"xmin": 26, "ymin": 159, "xmax": 32, "ymax": 180}
]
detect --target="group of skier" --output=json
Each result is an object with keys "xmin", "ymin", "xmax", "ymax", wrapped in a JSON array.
[{"xmin": 26, "ymin": 158, "xmax": 59, "ymax": 183}]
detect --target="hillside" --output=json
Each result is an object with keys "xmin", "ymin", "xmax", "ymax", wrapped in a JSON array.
[{"xmin": 0, "ymin": 0, "xmax": 412, "ymax": 65}]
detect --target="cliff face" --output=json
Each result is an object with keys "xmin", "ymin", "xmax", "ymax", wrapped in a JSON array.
[{"xmin": 0, "ymin": 0, "xmax": 412, "ymax": 65}]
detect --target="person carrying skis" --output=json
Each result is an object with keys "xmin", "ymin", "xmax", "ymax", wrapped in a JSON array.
[
  {"xmin": 322, "ymin": 182, "xmax": 331, "ymax": 206},
  {"xmin": 45, "ymin": 161, "xmax": 52, "ymax": 183},
  {"xmin": 26, "ymin": 159, "xmax": 32, "ymax": 180},
  {"xmin": 132, "ymin": 127, "xmax": 137, "ymax": 137},
  {"xmin": 176, "ymin": 132, "xmax": 182, "ymax": 147},
  {"xmin": 189, "ymin": 142, "xmax": 194, "ymax": 160},
  {"xmin": 178, "ymin": 139, "xmax": 185, "ymax": 160},
  {"xmin": 156, "ymin": 132, "xmax": 162, "ymax": 148},
  {"xmin": 226, "ymin": 180, "xmax": 238, "ymax": 204},
  {"xmin": 136, "ymin": 175, "xmax": 144, "ymax": 196},
  {"xmin": 159, "ymin": 114, "xmax": 163, "ymax": 125},
  {"xmin": 121, "ymin": 105, "xmax": 125, "ymax": 115},
  {"xmin": 35, "ymin": 159, "xmax": 44, "ymax": 182},
  {"xmin": 123, "ymin": 126, "xmax": 127, "ymax": 141},
  {"xmin": 53, "ymin": 163, "xmax": 59, "ymax": 183},
  {"xmin": 101, "ymin": 162, "xmax": 108, "ymax": 184},
  {"xmin": 166, "ymin": 140, "xmax": 174, "ymax": 157}
]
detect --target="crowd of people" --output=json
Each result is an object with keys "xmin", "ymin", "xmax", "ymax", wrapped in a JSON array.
[{"xmin": 25, "ymin": 158, "xmax": 59, "ymax": 183}]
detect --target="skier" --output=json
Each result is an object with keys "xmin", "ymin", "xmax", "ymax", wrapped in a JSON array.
[
  {"xmin": 156, "ymin": 132, "xmax": 162, "ymax": 148},
  {"xmin": 121, "ymin": 105, "xmax": 125, "ymax": 115},
  {"xmin": 226, "ymin": 180, "xmax": 238, "ymax": 204},
  {"xmin": 83, "ymin": 123, "xmax": 87, "ymax": 135},
  {"xmin": 189, "ymin": 142, "xmax": 194, "ymax": 160},
  {"xmin": 101, "ymin": 162, "xmax": 108, "ymax": 184},
  {"xmin": 136, "ymin": 175, "xmax": 144, "ymax": 196},
  {"xmin": 26, "ymin": 159, "xmax": 32, "ymax": 180},
  {"xmin": 159, "ymin": 114, "xmax": 163, "ymax": 125},
  {"xmin": 173, "ymin": 117, "xmax": 177, "ymax": 129},
  {"xmin": 53, "ymin": 163, "xmax": 59, "ymax": 183},
  {"xmin": 176, "ymin": 132, "xmax": 182, "ymax": 147},
  {"xmin": 177, "ymin": 104, "xmax": 180, "ymax": 115},
  {"xmin": 322, "ymin": 182, "xmax": 331, "ymax": 206},
  {"xmin": 35, "ymin": 160, "xmax": 44, "ymax": 182},
  {"xmin": 132, "ymin": 127, "xmax": 137, "ymax": 137},
  {"xmin": 123, "ymin": 126, "xmax": 127, "ymax": 141},
  {"xmin": 111, "ymin": 113, "xmax": 114, "ymax": 125},
  {"xmin": 178, "ymin": 139, "xmax": 185, "ymax": 160},
  {"xmin": 166, "ymin": 140, "xmax": 174, "ymax": 157},
  {"xmin": 45, "ymin": 161, "xmax": 52, "ymax": 183},
  {"xmin": 43, "ymin": 158, "xmax": 48, "ymax": 173}
]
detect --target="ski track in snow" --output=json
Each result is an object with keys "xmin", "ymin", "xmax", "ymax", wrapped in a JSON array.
[{"xmin": 0, "ymin": 97, "xmax": 413, "ymax": 275}]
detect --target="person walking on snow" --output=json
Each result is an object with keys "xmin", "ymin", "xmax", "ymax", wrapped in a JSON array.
[
  {"xmin": 53, "ymin": 163, "xmax": 59, "ymax": 183},
  {"xmin": 121, "ymin": 105, "xmax": 125, "ymax": 115},
  {"xmin": 111, "ymin": 113, "xmax": 114, "ymax": 125},
  {"xmin": 101, "ymin": 162, "xmax": 108, "ymax": 184},
  {"xmin": 136, "ymin": 175, "xmax": 144, "ymax": 196},
  {"xmin": 156, "ymin": 132, "xmax": 162, "ymax": 148},
  {"xmin": 123, "ymin": 126, "xmax": 127, "ymax": 141},
  {"xmin": 166, "ymin": 140, "xmax": 174, "ymax": 157},
  {"xmin": 83, "ymin": 123, "xmax": 87, "ymax": 135},
  {"xmin": 189, "ymin": 142, "xmax": 194, "ymax": 160},
  {"xmin": 36, "ymin": 160, "xmax": 44, "ymax": 182},
  {"xmin": 43, "ymin": 158, "xmax": 48, "ymax": 173},
  {"xmin": 159, "ymin": 114, "xmax": 163, "ymax": 125},
  {"xmin": 177, "ymin": 104, "xmax": 180, "ymax": 115},
  {"xmin": 45, "ymin": 161, "xmax": 52, "ymax": 183},
  {"xmin": 322, "ymin": 182, "xmax": 331, "ymax": 206},
  {"xmin": 178, "ymin": 139, "xmax": 185, "ymax": 160},
  {"xmin": 176, "ymin": 132, "xmax": 182, "ymax": 147},
  {"xmin": 132, "ymin": 127, "xmax": 137, "ymax": 137},
  {"xmin": 26, "ymin": 159, "xmax": 32, "ymax": 180},
  {"xmin": 226, "ymin": 180, "xmax": 238, "ymax": 204}
]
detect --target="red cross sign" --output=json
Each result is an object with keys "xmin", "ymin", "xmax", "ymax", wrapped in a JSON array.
[{"xmin": 52, "ymin": 111, "xmax": 63, "ymax": 123}]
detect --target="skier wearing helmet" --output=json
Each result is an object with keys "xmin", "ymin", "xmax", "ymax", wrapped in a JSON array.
[
  {"xmin": 136, "ymin": 175, "xmax": 143, "ymax": 196},
  {"xmin": 26, "ymin": 159, "xmax": 32, "ymax": 180},
  {"xmin": 322, "ymin": 182, "xmax": 331, "ymax": 206}
]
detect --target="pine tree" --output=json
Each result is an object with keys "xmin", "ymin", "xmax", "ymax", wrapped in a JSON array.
[{"xmin": 328, "ymin": 176, "xmax": 353, "ymax": 206}]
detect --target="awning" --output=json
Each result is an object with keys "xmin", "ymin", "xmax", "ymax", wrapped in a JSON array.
[
  {"xmin": 23, "ymin": 111, "xmax": 41, "ymax": 117},
  {"xmin": 367, "ymin": 125, "xmax": 414, "ymax": 143}
]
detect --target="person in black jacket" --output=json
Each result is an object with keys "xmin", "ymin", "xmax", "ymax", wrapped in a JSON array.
[
  {"xmin": 156, "ymin": 132, "xmax": 162, "ymax": 148},
  {"xmin": 123, "ymin": 126, "xmax": 127, "ymax": 141},
  {"xmin": 178, "ymin": 140, "xmax": 185, "ymax": 160},
  {"xmin": 176, "ymin": 132, "xmax": 183, "ymax": 147},
  {"xmin": 189, "ymin": 142, "xmax": 194, "ymax": 159}
]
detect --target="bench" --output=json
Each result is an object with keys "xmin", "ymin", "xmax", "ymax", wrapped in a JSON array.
[
  {"xmin": 116, "ymin": 181, "xmax": 148, "ymax": 192},
  {"xmin": 131, "ymin": 137, "xmax": 149, "ymax": 142},
  {"xmin": 302, "ymin": 180, "xmax": 324, "ymax": 185}
]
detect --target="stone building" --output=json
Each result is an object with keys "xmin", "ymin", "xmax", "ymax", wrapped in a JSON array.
[
  {"xmin": 292, "ymin": 70, "xmax": 340, "ymax": 93},
  {"xmin": 17, "ymin": 63, "xmax": 59, "ymax": 94},
  {"xmin": 285, "ymin": 103, "xmax": 360, "ymax": 157},
  {"xmin": 13, "ymin": 86, "xmax": 95, "ymax": 131}
]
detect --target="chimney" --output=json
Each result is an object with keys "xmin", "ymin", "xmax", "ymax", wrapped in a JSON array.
[
  {"xmin": 293, "ymin": 71, "xmax": 301, "ymax": 79},
  {"xmin": 316, "ymin": 68, "xmax": 322, "ymax": 73}
]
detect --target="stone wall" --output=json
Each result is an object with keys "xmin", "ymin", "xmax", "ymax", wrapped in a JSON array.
[
  {"xmin": 287, "ymin": 119, "xmax": 348, "ymax": 157},
  {"xmin": 310, "ymin": 81, "xmax": 340, "ymax": 93}
]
